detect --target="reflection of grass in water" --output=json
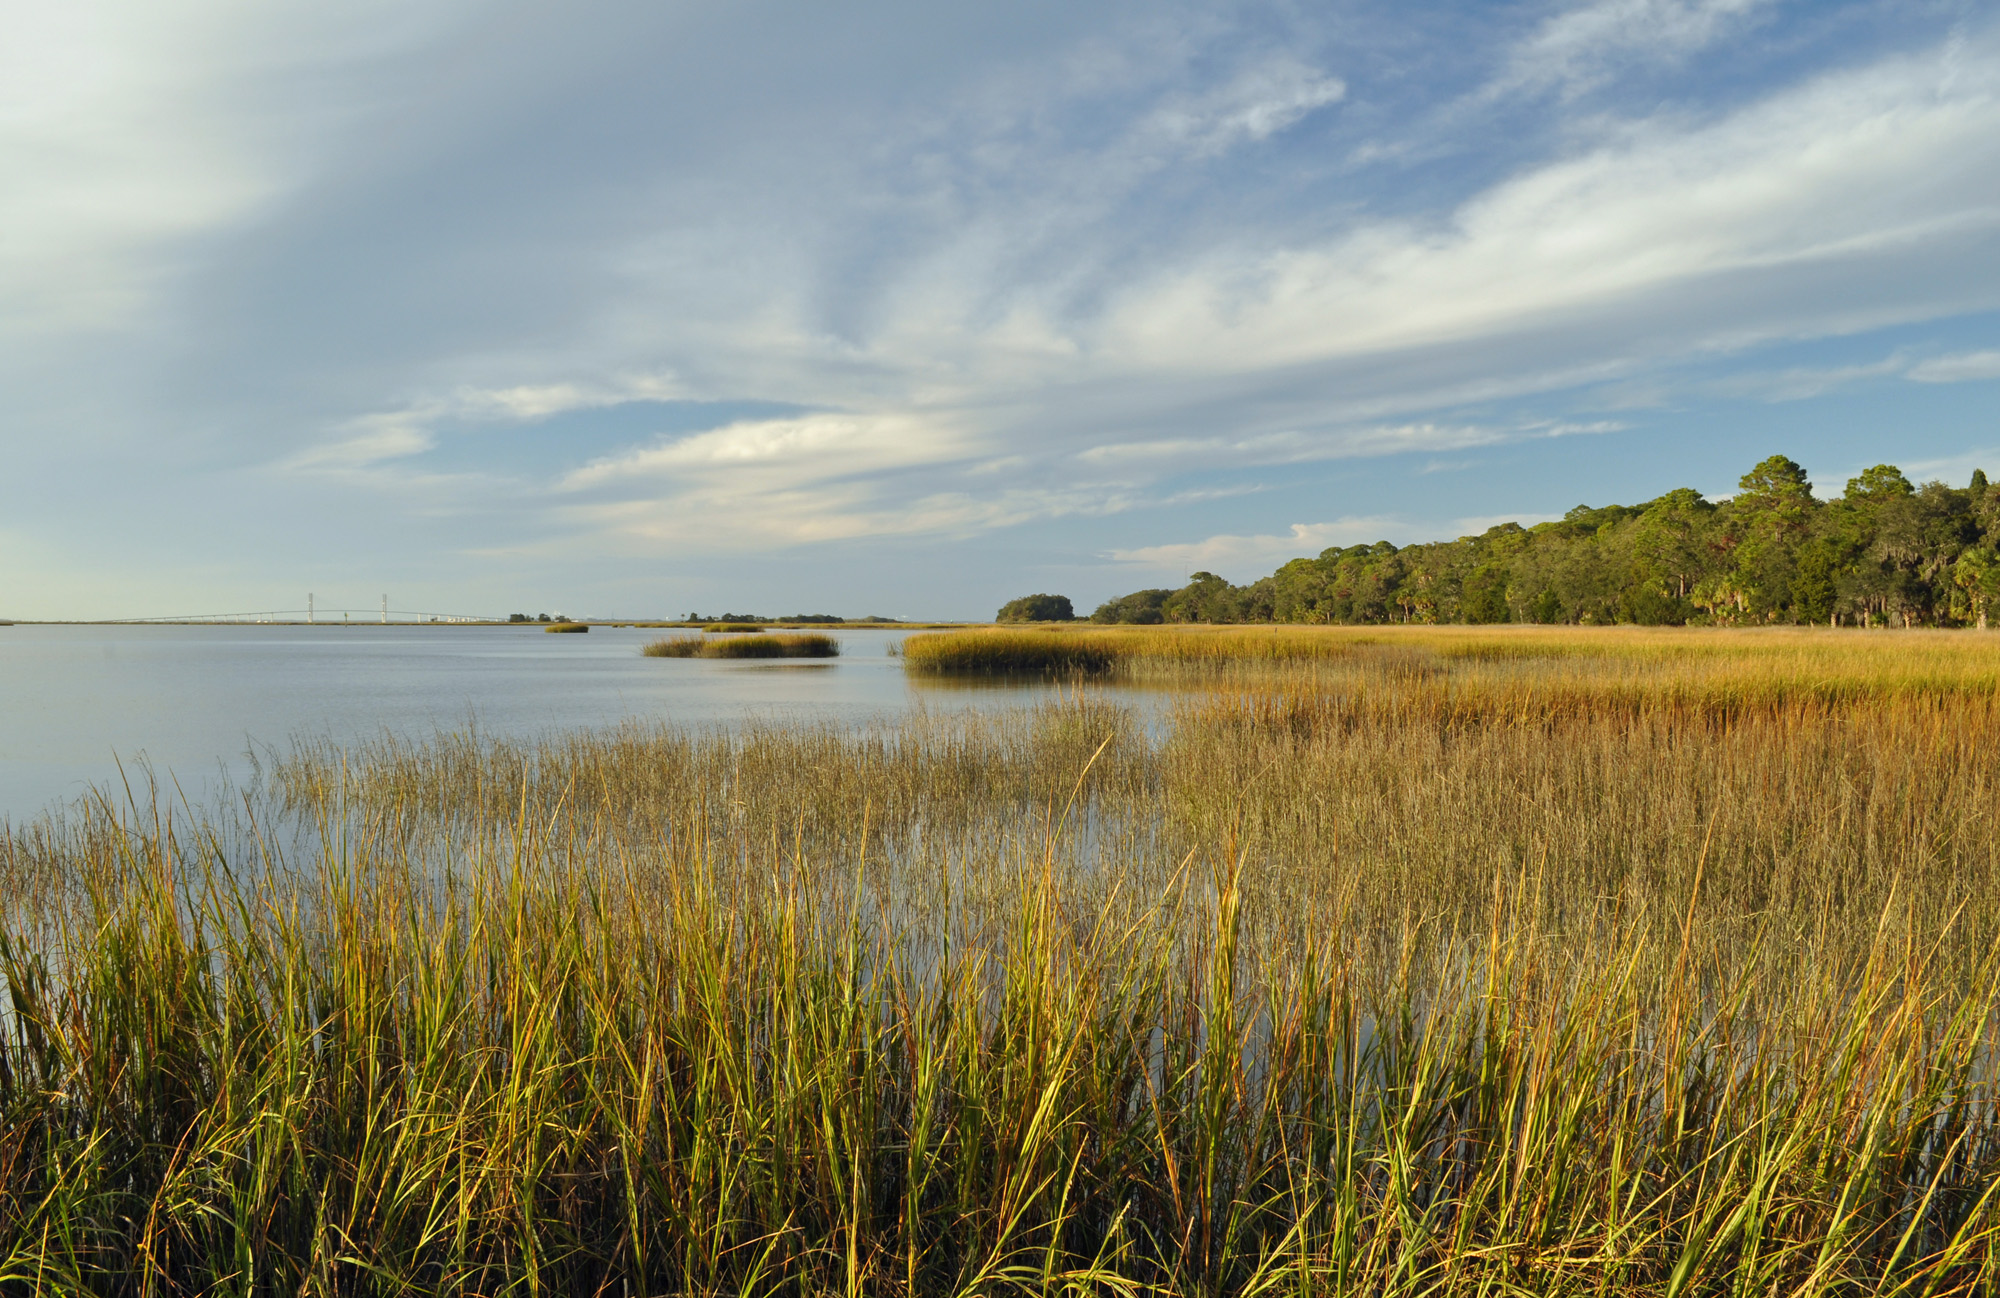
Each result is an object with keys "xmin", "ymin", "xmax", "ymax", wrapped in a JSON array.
[
  {"xmin": 644, "ymin": 632, "xmax": 839, "ymax": 658},
  {"xmin": 5, "ymin": 655, "xmax": 2000, "ymax": 1293}
]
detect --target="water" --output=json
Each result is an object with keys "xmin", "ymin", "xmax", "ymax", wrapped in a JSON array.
[{"xmin": 0, "ymin": 623, "xmax": 1121, "ymax": 823}]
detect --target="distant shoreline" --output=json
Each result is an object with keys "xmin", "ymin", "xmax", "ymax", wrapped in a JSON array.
[{"xmin": 0, "ymin": 619, "xmax": 976, "ymax": 629}]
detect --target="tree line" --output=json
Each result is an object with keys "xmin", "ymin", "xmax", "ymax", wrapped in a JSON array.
[{"xmin": 1088, "ymin": 456, "xmax": 2000, "ymax": 627}]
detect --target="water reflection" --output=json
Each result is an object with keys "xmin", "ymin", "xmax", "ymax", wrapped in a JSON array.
[{"xmin": 0, "ymin": 624, "xmax": 1165, "ymax": 822}]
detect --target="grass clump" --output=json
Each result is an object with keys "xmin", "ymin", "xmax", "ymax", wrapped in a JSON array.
[
  {"xmin": 543, "ymin": 621, "xmax": 589, "ymax": 632},
  {"xmin": 706, "ymin": 631, "xmax": 839, "ymax": 658},
  {"xmin": 642, "ymin": 636, "xmax": 703, "ymax": 656},
  {"xmin": 702, "ymin": 622, "xmax": 765, "ymax": 633},
  {"xmin": 644, "ymin": 632, "xmax": 839, "ymax": 659},
  {"xmin": 902, "ymin": 628, "xmax": 1118, "ymax": 674}
]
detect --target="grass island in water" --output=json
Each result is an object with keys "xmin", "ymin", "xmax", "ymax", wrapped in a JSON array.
[{"xmin": 644, "ymin": 630, "xmax": 841, "ymax": 659}]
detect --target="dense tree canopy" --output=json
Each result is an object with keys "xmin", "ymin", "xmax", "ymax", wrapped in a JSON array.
[
  {"xmin": 997, "ymin": 593, "xmax": 1076, "ymax": 622},
  {"xmin": 1091, "ymin": 456, "xmax": 2000, "ymax": 628}
]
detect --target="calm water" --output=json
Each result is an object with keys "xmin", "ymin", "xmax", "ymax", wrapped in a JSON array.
[{"xmin": 0, "ymin": 624, "xmax": 1100, "ymax": 823}]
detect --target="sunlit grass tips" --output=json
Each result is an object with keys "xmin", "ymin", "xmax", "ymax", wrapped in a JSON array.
[
  {"xmin": 644, "ymin": 631, "xmax": 840, "ymax": 658},
  {"xmin": 900, "ymin": 628, "xmax": 1118, "ymax": 674}
]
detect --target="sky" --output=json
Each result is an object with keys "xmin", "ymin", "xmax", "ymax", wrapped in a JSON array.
[{"xmin": 3, "ymin": 0, "xmax": 1999, "ymax": 621}]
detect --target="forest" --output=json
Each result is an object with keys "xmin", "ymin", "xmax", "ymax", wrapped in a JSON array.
[{"xmin": 1093, "ymin": 455, "xmax": 2000, "ymax": 626}]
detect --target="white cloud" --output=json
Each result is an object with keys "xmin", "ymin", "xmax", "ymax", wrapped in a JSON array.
[
  {"xmin": 276, "ymin": 372, "xmax": 688, "ymax": 481},
  {"xmin": 1906, "ymin": 350, "xmax": 2000, "ymax": 383},
  {"xmin": 1144, "ymin": 59, "xmax": 1345, "ymax": 157},
  {"xmin": 561, "ymin": 411, "xmax": 967, "ymax": 488},
  {"xmin": 1887, "ymin": 446, "xmax": 2000, "ymax": 485},
  {"xmin": 1454, "ymin": 512, "xmax": 1565, "ymax": 534},
  {"xmin": 1098, "ymin": 38, "xmax": 2000, "ymax": 373},
  {"xmin": 451, "ymin": 375, "xmax": 685, "ymax": 421},
  {"xmin": 1712, "ymin": 347, "xmax": 2000, "ymax": 398},
  {"xmin": 278, "ymin": 416, "xmax": 433, "ymax": 472},
  {"xmin": 0, "ymin": 1, "xmax": 479, "ymax": 342},
  {"xmin": 1076, "ymin": 420, "xmax": 1619, "ymax": 471},
  {"xmin": 1109, "ymin": 519, "xmax": 1407, "ymax": 576},
  {"xmin": 1497, "ymin": 0, "xmax": 1771, "ymax": 98},
  {"xmin": 1108, "ymin": 510, "xmax": 1569, "ymax": 582},
  {"xmin": 540, "ymin": 410, "xmax": 1053, "ymax": 549},
  {"xmin": 557, "ymin": 483, "xmax": 1122, "ymax": 552},
  {"xmin": 1713, "ymin": 357, "xmax": 1908, "ymax": 401}
]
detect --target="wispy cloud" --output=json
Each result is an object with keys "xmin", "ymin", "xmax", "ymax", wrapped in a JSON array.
[
  {"xmin": 560, "ymin": 412, "xmax": 962, "ymax": 487},
  {"xmin": 1888, "ymin": 446, "xmax": 2000, "ymax": 484},
  {"xmin": 278, "ymin": 415, "xmax": 434, "ymax": 473},
  {"xmin": 452, "ymin": 376, "xmax": 686, "ymax": 421},
  {"xmin": 546, "ymin": 410, "xmax": 1052, "ymax": 549},
  {"xmin": 1714, "ymin": 346, "xmax": 2000, "ymax": 399},
  {"xmin": 1494, "ymin": 0, "xmax": 1772, "ymax": 99},
  {"xmin": 1099, "ymin": 39, "xmax": 2000, "ymax": 375},
  {"xmin": 1454, "ymin": 512, "xmax": 1565, "ymax": 534},
  {"xmin": 1712, "ymin": 357, "xmax": 1909, "ymax": 402},
  {"xmin": 558, "ymin": 483, "xmax": 1124, "ymax": 552},
  {"xmin": 1907, "ymin": 350, "xmax": 2000, "ymax": 383},
  {"xmin": 1143, "ymin": 58, "xmax": 1345, "ymax": 157},
  {"xmin": 1105, "ymin": 509, "xmax": 1566, "ymax": 581},
  {"xmin": 1075, "ymin": 421, "xmax": 1620, "ymax": 471},
  {"xmin": 1109, "ymin": 519, "xmax": 1410, "ymax": 577}
]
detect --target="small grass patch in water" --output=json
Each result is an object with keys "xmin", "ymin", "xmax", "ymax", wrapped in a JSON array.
[
  {"xmin": 641, "ymin": 636, "xmax": 702, "ymax": 657},
  {"xmin": 901, "ymin": 629, "xmax": 1117, "ymax": 675},
  {"xmin": 644, "ymin": 632, "xmax": 839, "ymax": 658},
  {"xmin": 544, "ymin": 621, "xmax": 589, "ymax": 633}
]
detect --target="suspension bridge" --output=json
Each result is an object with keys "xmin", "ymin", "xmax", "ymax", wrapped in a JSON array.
[{"xmin": 95, "ymin": 596, "xmax": 508, "ymax": 624}]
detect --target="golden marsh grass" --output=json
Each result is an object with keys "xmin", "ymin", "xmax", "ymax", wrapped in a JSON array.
[
  {"xmin": 910, "ymin": 623, "xmax": 2000, "ymax": 710},
  {"xmin": 2, "ymin": 630, "xmax": 1999, "ymax": 1293},
  {"xmin": 643, "ymin": 632, "xmax": 841, "ymax": 659}
]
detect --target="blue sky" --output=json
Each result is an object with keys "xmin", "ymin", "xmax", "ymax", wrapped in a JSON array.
[{"xmin": 4, "ymin": 0, "xmax": 1999, "ymax": 620}]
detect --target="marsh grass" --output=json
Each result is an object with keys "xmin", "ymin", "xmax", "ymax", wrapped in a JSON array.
[
  {"xmin": 645, "ymin": 632, "xmax": 841, "ymax": 659},
  {"xmin": 704, "ymin": 623, "xmax": 767, "ymax": 633},
  {"xmin": 544, "ymin": 621, "xmax": 589, "ymax": 633},
  {"xmin": 908, "ymin": 624, "xmax": 2000, "ymax": 711},
  {"xmin": 4, "ymin": 644, "xmax": 2000, "ymax": 1294},
  {"xmin": 903, "ymin": 629, "xmax": 1118, "ymax": 675}
]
